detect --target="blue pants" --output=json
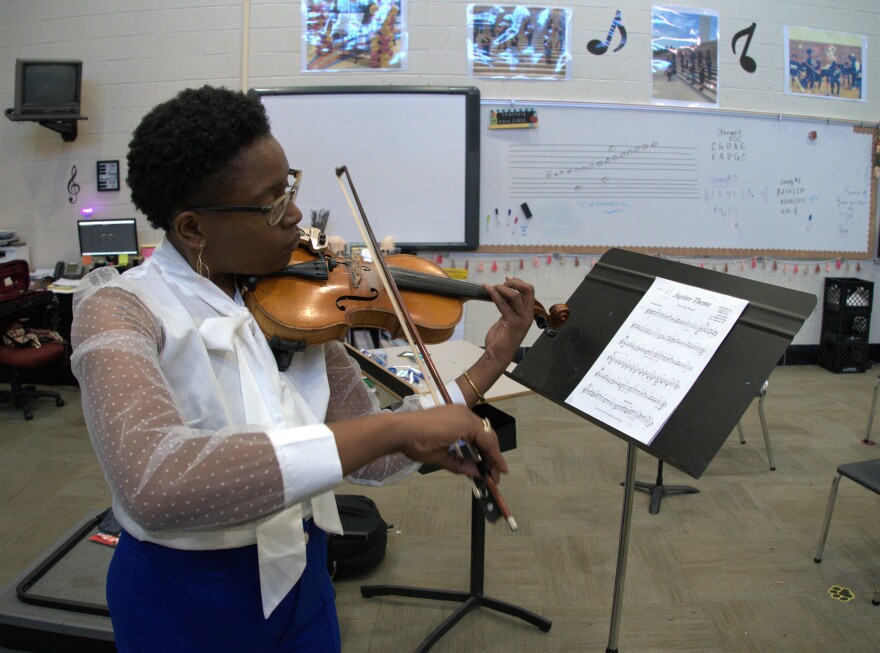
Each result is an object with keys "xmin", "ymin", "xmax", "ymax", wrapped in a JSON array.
[{"xmin": 107, "ymin": 519, "xmax": 341, "ymax": 653}]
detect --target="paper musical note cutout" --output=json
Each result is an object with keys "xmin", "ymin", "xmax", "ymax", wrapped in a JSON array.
[
  {"xmin": 732, "ymin": 22, "xmax": 757, "ymax": 73},
  {"xmin": 67, "ymin": 165, "xmax": 80, "ymax": 204},
  {"xmin": 587, "ymin": 10, "xmax": 627, "ymax": 55}
]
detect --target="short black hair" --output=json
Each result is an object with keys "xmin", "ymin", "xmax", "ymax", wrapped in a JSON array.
[{"xmin": 126, "ymin": 85, "xmax": 271, "ymax": 231}]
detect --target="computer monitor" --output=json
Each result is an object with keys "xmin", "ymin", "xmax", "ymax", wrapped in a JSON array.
[{"xmin": 77, "ymin": 219, "xmax": 139, "ymax": 258}]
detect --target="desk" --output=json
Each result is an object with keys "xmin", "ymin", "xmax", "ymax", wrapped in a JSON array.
[{"xmin": 359, "ymin": 340, "xmax": 530, "ymax": 403}]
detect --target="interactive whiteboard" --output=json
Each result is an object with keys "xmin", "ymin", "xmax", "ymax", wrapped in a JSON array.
[
  {"xmin": 480, "ymin": 101, "xmax": 876, "ymax": 258},
  {"xmin": 253, "ymin": 86, "xmax": 480, "ymax": 251}
]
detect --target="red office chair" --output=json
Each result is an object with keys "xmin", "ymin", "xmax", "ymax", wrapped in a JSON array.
[
  {"xmin": 0, "ymin": 327, "xmax": 66, "ymax": 420},
  {"xmin": 0, "ymin": 263, "xmax": 68, "ymax": 420}
]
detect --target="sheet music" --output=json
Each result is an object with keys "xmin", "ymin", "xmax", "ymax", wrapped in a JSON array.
[{"xmin": 565, "ymin": 277, "xmax": 748, "ymax": 445}]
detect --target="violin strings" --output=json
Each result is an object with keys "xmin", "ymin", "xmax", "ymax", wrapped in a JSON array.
[
  {"xmin": 335, "ymin": 172, "xmax": 445, "ymax": 408},
  {"xmin": 336, "ymin": 168, "xmax": 515, "ymax": 527}
]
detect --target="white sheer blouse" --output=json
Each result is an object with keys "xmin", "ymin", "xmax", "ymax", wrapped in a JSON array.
[
  {"xmin": 70, "ymin": 259, "xmax": 434, "ymax": 540},
  {"xmin": 70, "ymin": 240, "xmax": 471, "ymax": 618}
]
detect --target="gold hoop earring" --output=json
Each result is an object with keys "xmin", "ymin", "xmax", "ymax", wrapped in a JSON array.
[{"xmin": 197, "ymin": 245, "xmax": 211, "ymax": 280}]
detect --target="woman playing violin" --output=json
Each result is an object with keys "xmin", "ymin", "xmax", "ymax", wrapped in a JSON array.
[{"xmin": 70, "ymin": 85, "xmax": 536, "ymax": 653}]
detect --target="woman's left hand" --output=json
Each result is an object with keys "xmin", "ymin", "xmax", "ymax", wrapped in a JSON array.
[{"xmin": 480, "ymin": 277, "xmax": 536, "ymax": 367}]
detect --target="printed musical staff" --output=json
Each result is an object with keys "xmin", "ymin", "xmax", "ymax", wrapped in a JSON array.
[
  {"xmin": 580, "ymin": 387, "xmax": 654, "ymax": 427},
  {"xmin": 594, "ymin": 370, "xmax": 669, "ymax": 410},
  {"xmin": 620, "ymin": 336, "xmax": 694, "ymax": 370},
  {"xmin": 566, "ymin": 277, "xmax": 748, "ymax": 445},
  {"xmin": 630, "ymin": 322, "xmax": 707, "ymax": 355},
  {"xmin": 606, "ymin": 355, "xmax": 680, "ymax": 390},
  {"xmin": 643, "ymin": 308, "xmax": 720, "ymax": 337}
]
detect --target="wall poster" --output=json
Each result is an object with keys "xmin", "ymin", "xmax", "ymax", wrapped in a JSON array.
[
  {"xmin": 302, "ymin": 1, "xmax": 406, "ymax": 72},
  {"xmin": 784, "ymin": 26, "xmax": 866, "ymax": 101},
  {"xmin": 651, "ymin": 5, "xmax": 719, "ymax": 109},
  {"xmin": 468, "ymin": 5, "xmax": 572, "ymax": 80}
]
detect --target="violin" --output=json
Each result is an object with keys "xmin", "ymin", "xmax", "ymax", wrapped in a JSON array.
[
  {"xmin": 240, "ymin": 227, "xmax": 570, "ymax": 348},
  {"xmin": 248, "ymin": 166, "xmax": 569, "ymax": 531}
]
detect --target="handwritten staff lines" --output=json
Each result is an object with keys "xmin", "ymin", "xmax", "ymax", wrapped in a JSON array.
[
  {"xmin": 507, "ymin": 191, "xmax": 701, "ymax": 200},
  {"xmin": 508, "ymin": 152, "xmax": 698, "ymax": 157},
  {"xmin": 630, "ymin": 322, "xmax": 707, "ymax": 355},
  {"xmin": 509, "ymin": 158, "xmax": 696, "ymax": 167},
  {"xmin": 511, "ymin": 162, "xmax": 698, "ymax": 168},
  {"xmin": 512, "ymin": 178, "xmax": 699, "ymax": 185},
  {"xmin": 643, "ymin": 308, "xmax": 720, "ymax": 338},
  {"xmin": 580, "ymin": 386, "xmax": 655, "ymax": 427},
  {"xmin": 508, "ymin": 144, "xmax": 698, "ymax": 152}
]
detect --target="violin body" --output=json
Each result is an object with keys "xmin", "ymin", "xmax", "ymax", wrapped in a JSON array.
[
  {"xmin": 241, "ymin": 227, "xmax": 569, "ymax": 349},
  {"xmin": 242, "ymin": 248, "xmax": 467, "ymax": 346}
]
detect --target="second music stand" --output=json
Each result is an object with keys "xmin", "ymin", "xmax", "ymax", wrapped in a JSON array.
[
  {"xmin": 360, "ymin": 402, "xmax": 552, "ymax": 652},
  {"xmin": 360, "ymin": 499, "xmax": 552, "ymax": 652},
  {"xmin": 630, "ymin": 459, "xmax": 699, "ymax": 514}
]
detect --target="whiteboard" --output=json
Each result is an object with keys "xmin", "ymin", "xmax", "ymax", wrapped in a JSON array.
[
  {"xmin": 480, "ymin": 101, "xmax": 876, "ymax": 257},
  {"xmin": 254, "ymin": 87, "xmax": 480, "ymax": 251}
]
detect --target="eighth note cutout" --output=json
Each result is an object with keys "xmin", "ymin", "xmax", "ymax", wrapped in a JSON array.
[{"xmin": 587, "ymin": 10, "xmax": 627, "ymax": 55}]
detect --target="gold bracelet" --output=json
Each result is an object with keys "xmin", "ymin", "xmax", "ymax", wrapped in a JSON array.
[{"xmin": 462, "ymin": 371, "xmax": 486, "ymax": 404}]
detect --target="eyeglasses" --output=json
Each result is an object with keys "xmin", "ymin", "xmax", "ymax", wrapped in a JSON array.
[{"xmin": 185, "ymin": 169, "xmax": 302, "ymax": 226}]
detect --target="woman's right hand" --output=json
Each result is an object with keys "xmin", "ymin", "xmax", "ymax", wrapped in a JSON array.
[
  {"xmin": 330, "ymin": 404, "xmax": 508, "ymax": 483},
  {"xmin": 398, "ymin": 404, "xmax": 508, "ymax": 483}
]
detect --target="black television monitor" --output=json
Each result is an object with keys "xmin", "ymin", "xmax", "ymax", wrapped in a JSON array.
[
  {"xmin": 78, "ymin": 219, "xmax": 139, "ymax": 258},
  {"xmin": 14, "ymin": 59, "xmax": 83, "ymax": 117}
]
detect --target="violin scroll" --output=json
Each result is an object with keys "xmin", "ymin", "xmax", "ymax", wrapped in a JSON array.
[{"xmin": 533, "ymin": 301, "xmax": 570, "ymax": 336}]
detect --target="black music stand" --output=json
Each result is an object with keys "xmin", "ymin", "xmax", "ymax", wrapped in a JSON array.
[
  {"xmin": 360, "ymin": 402, "xmax": 552, "ymax": 653},
  {"xmin": 509, "ymin": 249, "xmax": 816, "ymax": 652}
]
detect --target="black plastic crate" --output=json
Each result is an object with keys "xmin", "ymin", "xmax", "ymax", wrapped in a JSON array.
[
  {"xmin": 824, "ymin": 277, "xmax": 874, "ymax": 312},
  {"xmin": 822, "ymin": 311, "xmax": 870, "ymax": 341},
  {"xmin": 819, "ymin": 338, "xmax": 868, "ymax": 373}
]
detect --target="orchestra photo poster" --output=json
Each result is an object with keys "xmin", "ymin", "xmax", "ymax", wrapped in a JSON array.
[{"xmin": 784, "ymin": 26, "xmax": 866, "ymax": 102}]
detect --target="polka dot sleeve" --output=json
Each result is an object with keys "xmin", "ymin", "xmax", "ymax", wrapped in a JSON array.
[
  {"xmin": 324, "ymin": 340, "xmax": 421, "ymax": 485},
  {"xmin": 70, "ymin": 285, "xmax": 289, "ymax": 533}
]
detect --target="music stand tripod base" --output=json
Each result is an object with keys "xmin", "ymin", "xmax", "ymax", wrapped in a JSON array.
[
  {"xmin": 629, "ymin": 459, "xmax": 699, "ymax": 514},
  {"xmin": 360, "ymin": 496, "xmax": 552, "ymax": 653}
]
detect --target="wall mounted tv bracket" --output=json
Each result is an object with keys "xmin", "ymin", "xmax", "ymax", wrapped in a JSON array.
[{"xmin": 4, "ymin": 108, "xmax": 88, "ymax": 142}]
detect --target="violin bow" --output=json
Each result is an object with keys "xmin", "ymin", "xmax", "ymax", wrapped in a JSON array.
[{"xmin": 336, "ymin": 166, "xmax": 517, "ymax": 531}]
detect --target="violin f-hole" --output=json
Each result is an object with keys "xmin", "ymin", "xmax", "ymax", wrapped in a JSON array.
[{"xmin": 335, "ymin": 288, "xmax": 380, "ymax": 311}]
